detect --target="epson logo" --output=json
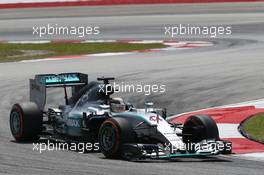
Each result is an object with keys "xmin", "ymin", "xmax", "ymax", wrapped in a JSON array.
[{"xmin": 67, "ymin": 119, "xmax": 80, "ymax": 127}]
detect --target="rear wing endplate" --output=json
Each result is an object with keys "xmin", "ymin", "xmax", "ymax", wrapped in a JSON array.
[{"xmin": 30, "ymin": 73, "xmax": 88, "ymax": 110}]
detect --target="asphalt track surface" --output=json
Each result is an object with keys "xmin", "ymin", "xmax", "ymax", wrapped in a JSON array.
[{"xmin": 1, "ymin": 2, "xmax": 264, "ymax": 175}]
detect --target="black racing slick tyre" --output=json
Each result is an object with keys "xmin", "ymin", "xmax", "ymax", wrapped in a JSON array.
[
  {"xmin": 182, "ymin": 115, "xmax": 220, "ymax": 143},
  {"xmin": 98, "ymin": 118, "xmax": 135, "ymax": 159},
  {"xmin": 10, "ymin": 102, "xmax": 42, "ymax": 142}
]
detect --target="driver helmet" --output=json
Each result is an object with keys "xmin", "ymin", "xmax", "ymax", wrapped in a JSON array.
[{"xmin": 110, "ymin": 97, "xmax": 126, "ymax": 113}]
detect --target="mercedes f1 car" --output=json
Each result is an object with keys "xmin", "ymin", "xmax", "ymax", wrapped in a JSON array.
[{"xmin": 10, "ymin": 72, "xmax": 232, "ymax": 160}]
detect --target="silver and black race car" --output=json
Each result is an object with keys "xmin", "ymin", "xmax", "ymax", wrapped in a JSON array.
[{"xmin": 10, "ymin": 72, "xmax": 232, "ymax": 160}]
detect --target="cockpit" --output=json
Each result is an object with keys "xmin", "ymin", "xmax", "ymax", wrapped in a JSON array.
[{"xmin": 110, "ymin": 98, "xmax": 126, "ymax": 113}]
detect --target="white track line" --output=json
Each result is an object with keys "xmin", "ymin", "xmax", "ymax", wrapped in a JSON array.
[
  {"xmin": 167, "ymin": 98, "xmax": 264, "ymax": 120},
  {"xmin": 127, "ymin": 40, "xmax": 164, "ymax": 44},
  {"xmin": 7, "ymin": 40, "xmax": 51, "ymax": 44},
  {"xmin": 233, "ymin": 153, "xmax": 264, "ymax": 162},
  {"xmin": 85, "ymin": 52, "xmax": 133, "ymax": 57},
  {"xmin": 221, "ymin": 98, "xmax": 264, "ymax": 108}
]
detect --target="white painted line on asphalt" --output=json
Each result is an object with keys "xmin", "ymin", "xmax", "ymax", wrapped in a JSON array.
[
  {"xmin": 86, "ymin": 52, "xmax": 133, "ymax": 57},
  {"xmin": 221, "ymin": 98, "xmax": 264, "ymax": 108},
  {"xmin": 82, "ymin": 40, "xmax": 117, "ymax": 43},
  {"xmin": 167, "ymin": 98, "xmax": 264, "ymax": 120},
  {"xmin": 7, "ymin": 40, "xmax": 51, "ymax": 44},
  {"xmin": 20, "ymin": 58, "xmax": 58, "ymax": 62},
  {"xmin": 233, "ymin": 152, "xmax": 264, "ymax": 162},
  {"xmin": 128, "ymin": 40, "xmax": 164, "ymax": 44}
]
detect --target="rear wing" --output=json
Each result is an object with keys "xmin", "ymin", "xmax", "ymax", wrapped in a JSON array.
[{"xmin": 30, "ymin": 73, "xmax": 88, "ymax": 110}]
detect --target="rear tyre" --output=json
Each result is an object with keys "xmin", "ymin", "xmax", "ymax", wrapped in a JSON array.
[
  {"xmin": 10, "ymin": 102, "xmax": 42, "ymax": 142},
  {"xmin": 98, "ymin": 118, "xmax": 135, "ymax": 159},
  {"xmin": 182, "ymin": 115, "xmax": 219, "ymax": 143}
]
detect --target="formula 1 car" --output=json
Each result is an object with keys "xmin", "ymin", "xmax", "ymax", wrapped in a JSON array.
[{"xmin": 10, "ymin": 72, "xmax": 232, "ymax": 160}]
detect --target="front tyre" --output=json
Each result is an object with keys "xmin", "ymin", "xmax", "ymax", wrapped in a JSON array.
[
  {"xmin": 98, "ymin": 118, "xmax": 135, "ymax": 159},
  {"xmin": 10, "ymin": 102, "xmax": 42, "ymax": 142},
  {"xmin": 182, "ymin": 115, "xmax": 219, "ymax": 143}
]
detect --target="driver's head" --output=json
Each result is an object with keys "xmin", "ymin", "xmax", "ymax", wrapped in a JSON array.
[{"xmin": 110, "ymin": 97, "xmax": 126, "ymax": 113}]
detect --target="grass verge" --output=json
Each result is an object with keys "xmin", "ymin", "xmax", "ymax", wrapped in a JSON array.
[
  {"xmin": 243, "ymin": 113, "xmax": 264, "ymax": 143},
  {"xmin": 0, "ymin": 42, "xmax": 165, "ymax": 62}
]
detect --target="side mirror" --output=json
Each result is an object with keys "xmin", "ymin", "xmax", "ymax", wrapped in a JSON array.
[{"xmin": 125, "ymin": 103, "xmax": 134, "ymax": 111}]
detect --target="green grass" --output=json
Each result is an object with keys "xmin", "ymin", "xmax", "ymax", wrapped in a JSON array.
[
  {"xmin": 0, "ymin": 42, "xmax": 165, "ymax": 62},
  {"xmin": 243, "ymin": 113, "xmax": 264, "ymax": 143}
]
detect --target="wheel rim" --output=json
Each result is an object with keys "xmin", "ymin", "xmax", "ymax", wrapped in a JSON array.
[
  {"xmin": 11, "ymin": 111, "xmax": 21, "ymax": 135},
  {"xmin": 101, "ymin": 125, "xmax": 116, "ymax": 151}
]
